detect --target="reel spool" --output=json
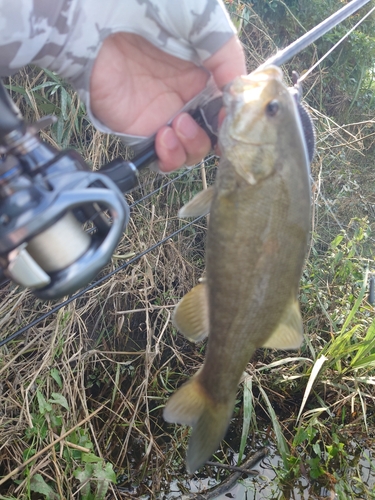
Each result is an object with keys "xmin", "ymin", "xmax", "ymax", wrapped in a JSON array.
[{"xmin": 0, "ymin": 113, "xmax": 130, "ymax": 300}]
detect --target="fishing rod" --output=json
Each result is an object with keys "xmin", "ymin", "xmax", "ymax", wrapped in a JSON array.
[
  {"xmin": 259, "ymin": 0, "xmax": 372, "ymax": 69},
  {"xmin": 0, "ymin": 0, "xmax": 371, "ymax": 306},
  {"xmin": 191, "ymin": 0, "xmax": 373, "ymax": 139}
]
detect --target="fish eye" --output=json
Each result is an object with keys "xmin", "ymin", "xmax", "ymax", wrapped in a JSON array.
[{"xmin": 266, "ymin": 100, "xmax": 279, "ymax": 117}]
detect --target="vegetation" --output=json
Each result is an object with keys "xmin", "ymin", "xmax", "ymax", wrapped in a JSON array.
[{"xmin": 1, "ymin": 0, "xmax": 375, "ymax": 498}]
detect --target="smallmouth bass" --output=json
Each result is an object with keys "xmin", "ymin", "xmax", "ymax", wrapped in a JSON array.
[{"xmin": 164, "ymin": 66, "xmax": 312, "ymax": 473}]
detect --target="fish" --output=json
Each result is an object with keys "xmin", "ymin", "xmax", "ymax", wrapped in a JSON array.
[{"xmin": 163, "ymin": 65, "xmax": 312, "ymax": 474}]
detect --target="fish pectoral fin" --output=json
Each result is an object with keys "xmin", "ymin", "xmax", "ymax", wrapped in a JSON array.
[
  {"xmin": 178, "ymin": 187, "xmax": 214, "ymax": 218},
  {"xmin": 172, "ymin": 283, "xmax": 209, "ymax": 342},
  {"xmin": 163, "ymin": 374, "xmax": 235, "ymax": 473},
  {"xmin": 262, "ymin": 300, "xmax": 304, "ymax": 350}
]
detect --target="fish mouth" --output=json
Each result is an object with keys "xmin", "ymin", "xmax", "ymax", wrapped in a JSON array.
[
  {"xmin": 223, "ymin": 66, "xmax": 285, "ymax": 135},
  {"xmin": 220, "ymin": 65, "xmax": 289, "ymax": 153},
  {"xmin": 224, "ymin": 66, "xmax": 283, "ymax": 107}
]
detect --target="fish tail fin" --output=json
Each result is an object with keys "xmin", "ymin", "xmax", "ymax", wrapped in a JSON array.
[{"xmin": 163, "ymin": 374, "xmax": 234, "ymax": 473}]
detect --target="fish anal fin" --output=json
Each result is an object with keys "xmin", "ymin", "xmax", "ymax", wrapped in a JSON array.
[
  {"xmin": 172, "ymin": 283, "xmax": 209, "ymax": 342},
  {"xmin": 179, "ymin": 187, "xmax": 214, "ymax": 218},
  {"xmin": 163, "ymin": 374, "xmax": 235, "ymax": 473},
  {"xmin": 262, "ymin": 300, "xmax": 304, "ymax": 350},
  {"xmin": 163, "ymin": 374, "xmax": 207, "ymax": 427}
]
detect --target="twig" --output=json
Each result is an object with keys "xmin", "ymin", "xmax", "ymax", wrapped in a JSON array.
[
  {"xmin": 52, "ymin": 433, "xmax": 91, "ymax": 453},
  {"xmin": 205, "ymin": 461, "xmax": 258, "ymax": 475},
  {"xmin": 0, "ymin": 404, "xmax": 106, "ymax": 487},
  {"xmin": 190, "ymin": 448, "xmax": 269, "ymax": 499},
  {"xmin": 200, "ymin": 162, "xmax": 208, "ymax": 191}
]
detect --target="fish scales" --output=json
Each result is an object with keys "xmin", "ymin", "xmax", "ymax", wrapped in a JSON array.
[
  {"xmin": 204, "ymin": 178, "xmax": 306, "ymax": 393},
  {"xmin": 164, "ymin": 66, "xmax": 312, "ymax": 473}
]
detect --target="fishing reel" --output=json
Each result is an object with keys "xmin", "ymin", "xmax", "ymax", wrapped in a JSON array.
[{"xmin": 0, "ymin": 81, "xmax": 156, "ymax": 300}]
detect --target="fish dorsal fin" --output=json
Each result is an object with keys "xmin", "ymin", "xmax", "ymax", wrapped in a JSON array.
[
  {"xmin": 178, "ymin": 187, "xmax": 214, "ymax": 218},
  {"xmin": 262, "ymin": 300, "xmax": 304, "ymax": 350},
  {"xmin": 172, "ymin": 282, "xmax": 209, "ymax": 342}
]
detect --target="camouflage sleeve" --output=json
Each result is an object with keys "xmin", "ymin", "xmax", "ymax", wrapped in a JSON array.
[{"xmin": 0, "ymin": 0, "xmax": 236, "ymax": 145}]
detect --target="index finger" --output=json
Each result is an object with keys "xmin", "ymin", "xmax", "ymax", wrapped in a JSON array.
[{"xmin": 203, "ymin": 36, "xmax": 246, "ymax": 89}]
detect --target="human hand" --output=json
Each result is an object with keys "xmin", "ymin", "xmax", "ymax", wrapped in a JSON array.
[{"xmin": 90, "ymin": 33, "xmax": 246, "ymax": 172}]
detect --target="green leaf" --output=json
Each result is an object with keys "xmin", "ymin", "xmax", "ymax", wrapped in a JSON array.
[
  {"xmin": 32, "ymin": 81, "xmax": 59, "ymax": 91},
  {"xmin": 293, "ymin": 427, "xmax": 309, "ymax": 447},
  {"xmin": 312, "ymin": 442, "xmax": 321, "ymax": 455},
  {"xmin": 94, "ymin": 462, "xmax": 116, "ymax": 500},
  {"xmin": 3, "ymin": 84, "xmax": 27, "ymax": 96},
  {"xmin": 50, "ymin": 368, "xmax": 63, "ymax": 389},
  {"xmin": 56, "ymin": 116, "xmax": 64, "ymax": 145},
  {"xmin": 74, "ymin": 465, "xmax": 93, "ymax": 482},
  {"xmin": 43, "ymin": 68, "xmax": 64, "ymax": 84},
  {"xmin": 94, "ymin": 461, "xmax": 116, "ymax": 483},
  {"xmin": 331, "ymin": 234, "xmax": 344, "ymax": 248},
  {"xmin": 78, "ymin": 432, "xmax": 94, "ymax": 450},
  {"xmin": 350, "ymin": 353, "xmax": 375, "ymax": 369},
  {"xmin": 23, "ymin": 448, "xmax": 36, "ymax": 461},
  {"xmin": 338, "ymin": 269, "xmax": 368, "ymax": 335},
  {"xmin": 38, "ymin": 102, "xmax": 59, "ymax": 114},
  {"xmin": 81, "ymin": 453, "xmax": 103, "ymax": 463},
  {"xmin": 308, "ymin": 457, "xmax": 324, "ymax": 479},
  {"xmin": 350, "ymin": 318, "xmax": 375, "ymax": 366},
  {"xmin": 50, "ymin": 413, "xmax": 63, "ymax": 430},
  {"xmin": 48, "ymin": 393, "xmax": 69, "ymax": 411},
  {"xmin": 30, "ymin": 474, "xmax": 59, "ymax": 500},
  {"xmin": 74, "ymin": 465, "xmax": 93, "ymax": 499},
  {"xmin": 36, "ymin": 390, "xmax": 52, "ymax": 415}
]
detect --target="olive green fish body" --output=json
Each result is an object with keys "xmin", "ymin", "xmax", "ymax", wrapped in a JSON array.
[
  {"xmin": 203, "ymin": 178, "xmax": 307, "ymax": 393},
  {"xmin": 164, "ymin": 66, "xmax": 311, "ymax": 473}
]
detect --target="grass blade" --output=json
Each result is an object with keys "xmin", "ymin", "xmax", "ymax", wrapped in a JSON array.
[
  {"xmin": 296, "ymin": 355, "xmax": 328, "ymax": 423},
  {"xmin": 238, "ymin": 375, "xmax": 253, "ymax": 465},
  {"xmin": 258, "ymin": 385, "xmax": 290, "ymax": 470},
  {"xmin": 350, "ymin": 318, "xmax": 375, "ymax": 367},
  {"xmin": 338, "ymin": 268, "xmax": 368, "ymax": 335}
]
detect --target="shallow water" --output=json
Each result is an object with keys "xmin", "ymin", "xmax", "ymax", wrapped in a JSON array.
[
  {"xmin": 212, "ymin": 446, "xmax": 373, "ymax": 500},
  {"xmin": 162, "ymin": 440, "xmax": 375, "ymax": 500}
]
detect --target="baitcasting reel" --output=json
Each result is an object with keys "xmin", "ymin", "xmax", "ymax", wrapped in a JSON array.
[{"xmin": 0, "ymin": 81, "xmax": 156, "ymax": 300}]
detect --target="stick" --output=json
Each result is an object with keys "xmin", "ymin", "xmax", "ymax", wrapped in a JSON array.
[
  {"xmin": 191, "ymin": 448, "xmax": 269, "ymax": 500},
  {"xmin": 205, "ymin": 461, "xmax": 258, "ymax": 475}
]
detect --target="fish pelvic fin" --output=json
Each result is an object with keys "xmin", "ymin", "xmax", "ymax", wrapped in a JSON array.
[
  {"xmin": 262, "ymin": 299, "xmax": 304, "ymax": 350},
  {"xmin": 178, "ymin": 186, "xmax": 214, "ymax": 218},
  {"xmin": 172, "ymin": 283, "xmax": 209, "ymax": 342},
  {"xmin": 163, "ymin": 374, "xmax": 234, "ymax": 474}
]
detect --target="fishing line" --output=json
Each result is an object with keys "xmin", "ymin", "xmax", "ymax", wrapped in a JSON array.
[
  {"xmin": 299, "ymin": 4, "xmax": 375, "ymax": 84},
  {"xmin": 0, "ymin": 215, "xmax": 205, "ymax": 347},
  {"xmin": 82, "ymin": 156, "xmax": 214, "ymax": 236}
]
